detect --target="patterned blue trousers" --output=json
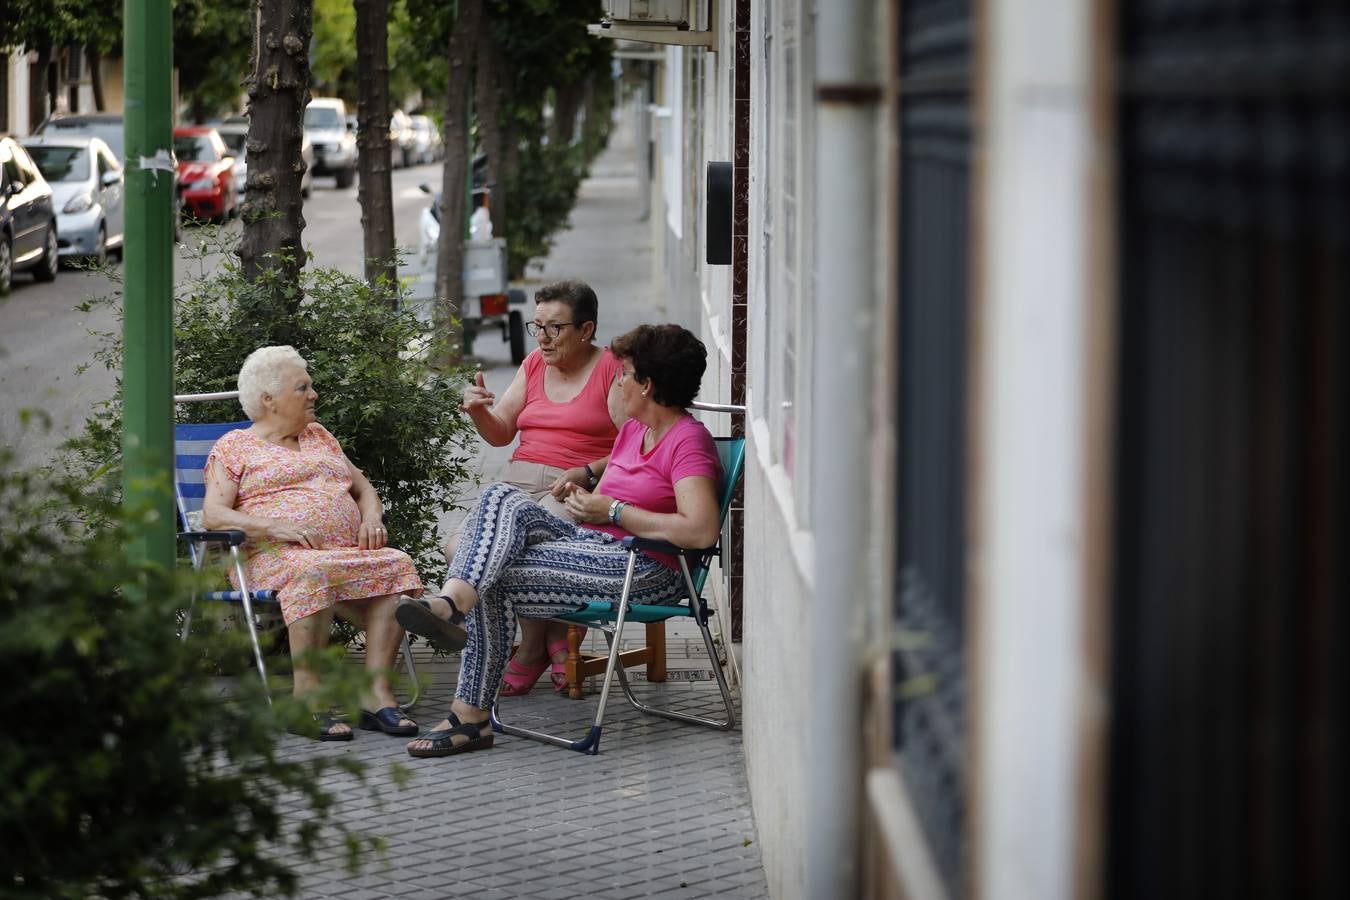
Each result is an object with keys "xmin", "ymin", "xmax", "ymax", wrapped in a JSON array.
[{"xmin": 449, "ymin": 482, "xmax": 684, "ymax": 709}]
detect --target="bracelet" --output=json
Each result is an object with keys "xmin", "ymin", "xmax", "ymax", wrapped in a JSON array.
[
  {"xmin": 608, "ymin": 499, "xmax": 627, "ymax": 525},
  {"xmin": 584, "ymin": 463, "xmax": 598, "ymax": 486}
]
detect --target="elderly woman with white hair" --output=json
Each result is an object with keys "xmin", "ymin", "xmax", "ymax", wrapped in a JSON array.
[{"xmin": 202, "ymin": 345, "xmax": 423, "ymax": 741}]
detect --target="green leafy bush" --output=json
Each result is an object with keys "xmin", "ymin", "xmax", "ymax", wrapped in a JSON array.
[
  {"xmin": 0, "ymin": 452, "xmax": 385, "ymax": 898},
  {"xmin": 66, "ymin": 242, "xmax": 479, "ymax": 584}
]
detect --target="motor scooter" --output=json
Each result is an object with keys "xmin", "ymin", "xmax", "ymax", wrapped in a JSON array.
[{"xmin": 416, "ymin": 181, "xmax": 526, "ymax": 363}]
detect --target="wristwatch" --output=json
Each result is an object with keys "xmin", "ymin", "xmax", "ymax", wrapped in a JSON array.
[{"xmin": 584, "ymin": 463, "xmax": 598, "ymax": 487}]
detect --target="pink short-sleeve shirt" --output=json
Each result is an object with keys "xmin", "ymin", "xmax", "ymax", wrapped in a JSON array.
[{"xmin": 585, "ymin": 416, "xmax": 722, "ymax": 569}]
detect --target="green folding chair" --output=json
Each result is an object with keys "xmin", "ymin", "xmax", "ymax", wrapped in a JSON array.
[{"xmin": 491, "ymin": 434, "xmax": 744, "ymax": 754}]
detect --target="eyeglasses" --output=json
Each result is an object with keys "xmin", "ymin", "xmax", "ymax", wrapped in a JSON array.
[{"xmin": 525, "ymin": 321, "xmax": 576, "ymax": 339}]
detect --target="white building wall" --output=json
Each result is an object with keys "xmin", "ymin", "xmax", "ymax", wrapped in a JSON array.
[
  {"xmin": 740, "ymin": 427, "xmax": 814, "ymax": 897},
  {"xmin": 7, "ymin": 52, "xmax": 32, "ymax": 136},
  {"xmin": 973, "ymin": 1, "xmax": 1095, "ymax": 898}
]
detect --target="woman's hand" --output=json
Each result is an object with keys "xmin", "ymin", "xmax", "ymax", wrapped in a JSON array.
[
  {"xmin": 549, "ymin": 466, "xmax": 591, "ymax": 500},
  {"xmin": 561, "ymin": 484, "xmax": 613, "ymax": 525},
  {"xmin": 459, "ymin": 370, "xmax": 496, "ymax": 413},
  {"xmin": 265, "ymin": 519, "xmax": 324, "ymax": 548},
  {"xmin": 358, "ymin": 518, "xmax": 389, "ymax": 550}
]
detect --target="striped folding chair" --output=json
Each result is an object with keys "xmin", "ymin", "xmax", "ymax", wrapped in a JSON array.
[
  {"xmin": 491, "ymin": 434, "xmax": 744, "ymax": 754},
  {"xmin": 173, "ymin": 410, "xmax": 420, "ymax": 707}
]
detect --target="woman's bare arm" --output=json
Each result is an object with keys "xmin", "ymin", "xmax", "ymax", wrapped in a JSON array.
[
  {"xmin": 461, "ymin": 364, "xmax": 528, "ymax": 446},
  {"xmin": 344, "ymin": 455, "xmax": 388, "ymax": 550},
  {"xmin": 563, "ymin": 475, "xmax": 721, "ymax": 549}
]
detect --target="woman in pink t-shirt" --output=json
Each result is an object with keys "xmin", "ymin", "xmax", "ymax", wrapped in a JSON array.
[
  {"xmin": 402, "ymin": 325, "xmax": 723, "ymax": 758},
  {"xmin": 406, "ymin": 280, "xmax": 625, "ymax": 696}
]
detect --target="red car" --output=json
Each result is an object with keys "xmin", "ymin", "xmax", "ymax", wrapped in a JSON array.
[{"xmin": 172, "ymin": 126, "xmax": 237, "ymax": 223}]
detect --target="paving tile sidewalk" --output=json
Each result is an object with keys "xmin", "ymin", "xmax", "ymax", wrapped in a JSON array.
[{"xmin": 262, "ymin": 113, "xmax": 769, "ymax": 899}]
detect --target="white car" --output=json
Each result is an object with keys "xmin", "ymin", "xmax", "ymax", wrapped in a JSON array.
[
  {"xmin": 21, "ymin": 135, "xmax": 123, "ymax": 265},
  {"xmin": 216, "ymin": 117, "xmax": 313, "ymax": 201},
  {"xmin": 303, "ymin": 98, "xmax": 358, "ymax": 188},
  {"xmin": 409, "ymin": 115, "xmax": 441, "ymax": 165}
]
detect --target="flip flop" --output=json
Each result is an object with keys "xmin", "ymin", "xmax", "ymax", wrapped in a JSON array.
[
  {"xmin": 395, "ymin": 596, "xmax": 467, "ymax": 652},
  {"xmin": 358, "ymin": 706, "xmax": 419, "ymax": 736},
  {"xmin": 498, "ymin": 655, "xmax": 550, "ymax": 696},
  {"xmin": 549, "ymin": 628, "xmax": 586, "ymax": 694}
]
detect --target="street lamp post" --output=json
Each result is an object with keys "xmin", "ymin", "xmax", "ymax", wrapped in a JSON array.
[{"xmin": 121, "ymin": 0, "xmax": 176, "ymax": 572}]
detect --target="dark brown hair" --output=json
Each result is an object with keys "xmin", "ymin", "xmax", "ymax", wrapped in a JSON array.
[
  {"xmin": 610, "ymin": 324, "xmax": 707, "ymax": 409},
  {"xmin": 534, "ymin": 279, "xmax": 598, "ymax": 327}
]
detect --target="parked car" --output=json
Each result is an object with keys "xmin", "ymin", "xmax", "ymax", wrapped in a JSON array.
[
  {"xmin": 0, "ymin": 136, "xmax": 59, "ymax": 292},
  {"xmin": 21, "ymin": 135, "xmax": 123, "ymax": 266},
  {"xmin": 409, "ymin": 115, "xmax": 442, "ymax": 165},
  {"xmin": 37, "ymin": 112, "xmax": 182, "ymax": 241},
  {"xmin": 216, "ymin": 116, "xmax": 313, "ymax": 201},
  {"xmin": 33, "ymin": 112, "xmax": 125, "ymax": 162},
  {"xmin": 389, "ymin": 110, "xmax": 416, "ymax": 168},
  {"xmin": 304, "ymin": 98, "xmax": 357, "ymax": 188},
  {"xmin": 172, "ymin": 127, "xmax": 238, "ymax": 224}
]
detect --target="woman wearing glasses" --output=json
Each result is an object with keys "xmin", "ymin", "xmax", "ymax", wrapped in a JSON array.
[
  {"xmin": 404, "ymin": 324, "xmax": 722, "ymax": 757},
  {"xmin": 398, "ymin": 279, "xmax": 624, "ymax": 696}
]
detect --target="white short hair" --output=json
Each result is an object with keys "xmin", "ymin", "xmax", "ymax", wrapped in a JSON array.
[{"xmin": 237, "ymin": 345, "xmax": 308, "ymax": 420}]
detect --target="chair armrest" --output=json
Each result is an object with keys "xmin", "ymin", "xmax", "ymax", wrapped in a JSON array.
[
  {"xmin": 178, "ymin": 529, "xmax": 247, "ymax": 547},
  {"xmin": 621, "ymin": 535, "xmax": 715, "ymax": 558}
]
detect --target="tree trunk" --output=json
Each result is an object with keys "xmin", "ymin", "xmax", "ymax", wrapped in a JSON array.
[
  {"xmin": 353, "ymin": 0, "xmax": 396, "ymax": 296},
  {"xmin": 44, "ymin": 46, "xmax": 58, "ymax": 115},
  {"xmin": 86, "ymin": 47, "xmax": 105, "ymax": 111},
  {"xmin": 580, "ymin": 74, "xmax": 595, "ymax": 143},
  {"xmin": 237, "ymin": 0, "xmax": 313, "ymax": 313},
  {"xmin": 30, "ymin": 42, "xmax": 51, "ymax": 128},
  {"xmin": 550, "ymin": 83, "xmax": 580, "ymax": 148},
  {"xmin": 474, "ymin": 10, "xmax": 504, "ymax": 236},
  {"xmin": 433, "ymin": 0, "xmax": 481, "ymax": 367}
]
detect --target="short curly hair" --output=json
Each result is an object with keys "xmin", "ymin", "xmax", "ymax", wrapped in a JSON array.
[
  {"xmin": 534, "ymin": 279, "xmax": 599, "ymax": 327},
  {"xmin": 237, "ymin": 345, "xmax": 308, "ymax": 421},
  {"xmin": 610, "ymin": 324, "xmax": 707, "ymax": 410}
]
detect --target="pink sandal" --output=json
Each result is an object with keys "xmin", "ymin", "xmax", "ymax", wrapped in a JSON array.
[
  {"xmin": 549, "ymin": 628, "xmax": 587, "ymax": 694},
  {"xmin": 498, "ymin": 653, "xmax": 549, "ymax": 696}
]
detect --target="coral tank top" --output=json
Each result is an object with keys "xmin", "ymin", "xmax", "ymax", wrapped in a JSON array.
[{"xmin": 513, "ymin": 347, "xmax": 623, "ymax": 469}]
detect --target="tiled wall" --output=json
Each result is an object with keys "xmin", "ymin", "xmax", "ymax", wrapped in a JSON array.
[{"xmin": 728, "ymin": 0, "xmax": 752, "ymax": 640}]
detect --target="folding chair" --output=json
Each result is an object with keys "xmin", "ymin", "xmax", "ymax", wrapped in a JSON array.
[
  {"xmin": 173, "ymin": 408, "xmax": 421, "ymax": 708},
  {"xmin": 491, "ymin": 435, "xmax": 744, "ymax": 754}
]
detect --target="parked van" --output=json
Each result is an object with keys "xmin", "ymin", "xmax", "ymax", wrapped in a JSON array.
[{"xmin": 303, "ymin": 98, "xmax": 357, "ymax": 188}]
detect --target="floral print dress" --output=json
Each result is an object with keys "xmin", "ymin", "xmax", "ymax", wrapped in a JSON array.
[{"xmin": 206, "ymin": 423, "xmax": 423, "ymax": 624}]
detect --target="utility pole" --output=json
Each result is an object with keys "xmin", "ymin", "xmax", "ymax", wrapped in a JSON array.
[{"xmin": 121, "ymin": 0, "xmax": 175, "ymax": 572}]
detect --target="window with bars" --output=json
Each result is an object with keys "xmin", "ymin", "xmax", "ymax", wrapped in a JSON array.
[
  {"xmin": 891, "ymin": 0, "xmax": 973, "ymax": 894},
  {"xmin": 754, "ymin": 0, "xmax": 815, "ymax": 501},
  {"xmin": 1110, "ymin": 3, "xmax": 1347, "ymax": 898}
]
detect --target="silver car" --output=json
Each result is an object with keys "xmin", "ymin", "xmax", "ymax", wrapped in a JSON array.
[
  {"xmin": 216, "ymin": 116, "xmax": 314, "ymax": 201},
  {"xmin": 21, "ymin": 136, "xmax": 123, "ymax": 265}
]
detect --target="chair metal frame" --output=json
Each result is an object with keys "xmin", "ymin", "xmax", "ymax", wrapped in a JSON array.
[
  {"xmin": 491, "ymin": 433, "xmax": 745, "ymax": 754},
  {"xmin": 172, "ymin": 392, "xmax": 420, "ymax": 708}
]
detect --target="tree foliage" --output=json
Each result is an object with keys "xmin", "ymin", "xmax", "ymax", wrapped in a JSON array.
[
  {"xmin": 0, "ymin": 451, "xmax": 386, "ymax": 898},
  {"xmin": 312, "ymin": 0, "xmax": 358, "ymax": 101},
  {"xmin": 65, "ymin": 238, "xmax": 479, "ymax": 581},
  {"xmin": 174, "ymin": 0, "xmax": 253, "ymax": 122},
  {"xmin": 398, "ymin": 0, "xmax": 614, "ymax": 279}
]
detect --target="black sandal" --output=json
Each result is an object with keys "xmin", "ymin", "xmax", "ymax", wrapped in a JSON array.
[
  {"xmin": 358, "ymin": 706, "xmax": 419, "ymax": 736},
  {"xmin": 395, "ymin": 596, "xmax": 468, "ymax": 652},
  {"xmin": 405, "ymin": 713, "xmax": 494, "ymax": 758},
  {"xmin": 291, "ymin": 710, "xmax": 354, "ymax": 742}
]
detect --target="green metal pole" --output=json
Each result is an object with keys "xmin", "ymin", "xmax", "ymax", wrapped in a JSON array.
[{"xmin": 121, "ymin": 0, "xmax": 175, "ymax": 573}]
